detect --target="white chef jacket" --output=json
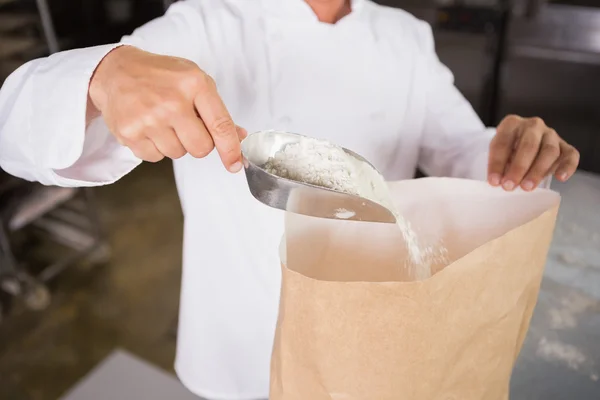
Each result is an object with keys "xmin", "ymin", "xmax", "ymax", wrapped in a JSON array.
[{"xmin": 0, "ymin": 0, "xmax": 495, "ymax": 398}]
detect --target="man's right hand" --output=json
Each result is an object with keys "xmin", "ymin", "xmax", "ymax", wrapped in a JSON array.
[{"xmin": 88, "ymin": 45, "xmax": 246, "ymax": 173}]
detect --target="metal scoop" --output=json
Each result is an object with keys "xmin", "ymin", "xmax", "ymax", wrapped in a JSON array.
[{"xmin": 240, "ymin": 130, "xmax": 397, "ymax": 223}]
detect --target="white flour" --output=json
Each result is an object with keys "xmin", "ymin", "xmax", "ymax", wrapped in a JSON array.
[
  {"xmin": 264, "ymin": 137, "xmax": 446, "ymax": 280},
  {"xmin": 334, "ymin": 208, "xmax": 356, "ymax": 219},
  {"xmin": 264, "ymin": 138, "xmax": 388, "ymax": 203}
]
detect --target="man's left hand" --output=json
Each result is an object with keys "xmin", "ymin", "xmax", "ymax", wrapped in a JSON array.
[{"xmin": 487, "ymin": 115, "xmax": 580, "ymax": 191}]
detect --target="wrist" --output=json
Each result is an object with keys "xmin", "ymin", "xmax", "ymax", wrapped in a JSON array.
[{"xmin": 88, "ymin": 45, "xmax": 131, "ymax": 112}]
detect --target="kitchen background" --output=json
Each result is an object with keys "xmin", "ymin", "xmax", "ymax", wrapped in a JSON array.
[{"xmin": 0, "ymin": 0, "xmax": 599, "ymax": 399}]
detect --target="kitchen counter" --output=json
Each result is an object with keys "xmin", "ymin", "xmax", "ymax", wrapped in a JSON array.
[{"xmin": 512, "ymin": 171, "xmax": 600, "ymax": 399}]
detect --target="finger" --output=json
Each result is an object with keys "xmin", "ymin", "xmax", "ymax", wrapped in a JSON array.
[
  {"xmin": 129, "ymin": 138, "xmax": 164, "ymax": 163},
  {"xmin": 172, "ymin": 110, "xmax": 215, "ymax": 158},
  {"xmin": 147, "ymin": 128, "xmax": 187, "ymax": 160},
  {"xmin": 555, "ymin": 141, "xmax": 580, "ymax": 182},
  {"xmin": 520, "ymin": 130, "xmax": 561, "ymax": 191},
  {"xmin": 488, "ymin": 125, "xmax": 520, "ymax": 186},
  {"xmin": 194, "ymin": 77, "xmax": 241, "ymax": 172},
  {"xmin": 501, "ymin": 119, "xmax": 545, "ymax": 190},
  {"xmin": 538, "ymin": 159, "xmax": 561, "ymax": 189},
  {"xmin": 236, "ymin": 125, "xmax": 248, "ymax": 141},
  {"xmin": 549, "ymin": 159, "xmax": 560, "ymax": 176}
]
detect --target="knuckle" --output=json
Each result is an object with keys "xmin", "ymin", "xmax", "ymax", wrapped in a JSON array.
[
  {"xmin": 168, "ymin": 150, "xmax": 187, "ymax": 160},
  {"xmin": 565, "ymin": 146, "xmax": 580, "ymax": 164},
  {"xmin": 202, "ymin": 73, "xmax": 217, "ymax": 89},
  {"xmin": 488, "ymin": 163, "xmax": 504, "ymax": 174},
  {"xmin": 141, "ymin": 111, "xmax": 160, "ymax": 129},
  {"xmin": 526, "ymin": 170, "xmax": 544, "ymax": 180},
  {"xmin": 180, "ymin": 69, "xmax": 202, "ymax": 89},
  {"xmin": 149, "ymin": 96, "xmax": 184, "ymax": 121},
  {"xmin": 193, "ymin": 143, "xmax": 214, "ymax": 158},
  {"xmin": 210, "ymin": 117, "xmax": 236, "ymax": 137},
  {"xmin": 169, "ymin": 143, "xmax": 187, "ymax": 159},
  {"xmin": 510, "ymin": 162, "xmax": 529, "ymax": 175},
  {"xmin": 520, "ymin": 137, "xmax": 539, "ymax": 152},
  {"xmin": 505, "ymin": 114, "xmax": 521, "ymax": 123},
  {"xmin": 189, "ymin": 71, "xmax": 215, "ymax": 91},
  {"xmin": 161, "ymin": 142, "xmax": 185, "ymax": 159},
  {"xmin": 220, "ymin": 143, "xmax": 237, "ymax": 157},
  {"xmin": 175, "ymin": 65, "xmax": 205, "ymax": 93},
  {"xmin": 488, "ymin": 155, "xmax": 504, "ymax": 166},
  {"xmin": 501, "ymin": 114, "xmax": 520, "ymax": 124},
  {"xmin": 116, "ymin": 121, "xmax": 142, "ymax": 142},
  {"xmin": 148, "ymin": 154, "xmax": 165, "ymax": 163},
  {"xmin": 498, "ymin": 114, "xmax": 521, "ymax": 130},
  {"xmin": 134, "ymin": 149, "xmax": 163, "ymax": 163},
  {"xmin": 489, "ymin": 158, "xmax": 507, "ymax": 172},
  {"xmin": 529, "ymin": 162, "xmax": 549, "ymax": 175},
  {"xmin": 528, "ymin": 116, "xmax": 545, "ymax": 128},
  {"xmin": 491, "ymin": 134, "xmax": 511, "ymax": 148},
  {"xmin": 188, "ymin": 138, "xmax": 214, "ymax": 158},
  {"xmin": 177, "ymin": 57, "xmax": 198, "ymax": 70},
  {"xmin": 160, "ymin": 97, "xmax": 185, "ymax": 115},
  {"xmin": 541, "ymin": 142, "xmax": 561, "ymax": 158}
]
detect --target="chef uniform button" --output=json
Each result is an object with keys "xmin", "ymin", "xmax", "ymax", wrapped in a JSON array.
[{"xmin": 279, "ymin": 115, "xmax": 292, "ymax": 125}]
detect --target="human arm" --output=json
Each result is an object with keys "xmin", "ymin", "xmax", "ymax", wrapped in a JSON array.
[
  {"xmin": 0, "ymin": 0, "xmax": 243, "ymax": 187},
  {"xmin": 0, "ymin": 44, "xmax": 133, "ymax": 186}
]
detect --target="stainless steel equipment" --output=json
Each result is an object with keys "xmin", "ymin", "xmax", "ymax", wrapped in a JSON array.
[
  {"xmin": 241, "ymin": 131, "xmax": 397, "ymax": 224},
  {"xmin": 500, "ymin": 2, "xmax": 600, "ymax": 173},
  {"xmin": 509, "ymin": 3, "xmax": 600, "ymax": 67}
]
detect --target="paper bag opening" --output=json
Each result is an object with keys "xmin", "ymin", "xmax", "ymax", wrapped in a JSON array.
[{"xmin": 283, "ymin": 178, "xmax": 560, "ymax": 283}]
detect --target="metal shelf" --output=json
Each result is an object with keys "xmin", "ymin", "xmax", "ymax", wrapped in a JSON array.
[
  {"xmin": 0, "ymin": 0, "xmax": 17, "ymax": 7},
  {"xmin": 0, "ymin": 36, "xmax": 39, "ymax": 59},
  {"xmin": 510, "ymin": 45, "xmax": 600, "ymax": 66},
  {"xmin": 0, "ymin": 59, "xmax": 24, "ymax": 80},
  {"xmin": 0, "ymin": 14, "xmax": 38, "ymax": 33},
  {"xmin": 7, "ymin": 187, "xmax": 77, "ymax": 232}
]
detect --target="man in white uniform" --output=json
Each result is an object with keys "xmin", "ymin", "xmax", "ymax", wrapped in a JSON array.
[{"xmin": 0, "ymin": 0, "xmax": 580, "ymax": 399}]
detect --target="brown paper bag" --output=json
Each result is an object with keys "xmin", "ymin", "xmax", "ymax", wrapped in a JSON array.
[{"xmin": 271, "ymin": 177, "xmax": 560, "ymax": 400}]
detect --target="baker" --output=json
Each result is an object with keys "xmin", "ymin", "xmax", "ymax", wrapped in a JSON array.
[{"xmin": 0, "ymin": 0, "xmax": 580, "ymax": 399}]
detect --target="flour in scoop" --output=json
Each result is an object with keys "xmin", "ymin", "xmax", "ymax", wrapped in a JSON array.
[
  {"xmin": 264, "ymin": 137, "xmax": 445, "ymax": 280},
  {"xmin": 335, "ymin": 208, "xmax": 356, "ymax": 219},
  {"xmin": 264, "ymin": 138, "xmax": 361, "ymax": 194}
]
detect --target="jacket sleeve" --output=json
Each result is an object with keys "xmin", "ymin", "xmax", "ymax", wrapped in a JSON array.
[
  {"xmin": 416, "ymin": 22, "xmax": 495, "ymax": 182},
  {"xmin": 0, "ymin": 1, "xmax": 210, "ymax": 187}
]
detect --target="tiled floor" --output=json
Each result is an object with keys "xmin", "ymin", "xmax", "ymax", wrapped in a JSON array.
[{"xmin": 0, "ymin": 161, "xmax": 184, "ymax": 400}]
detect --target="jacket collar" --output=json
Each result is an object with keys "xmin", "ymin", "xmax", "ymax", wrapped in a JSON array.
[{"xmin": 260, "ymin": 0, "xmax": 365, "ymax": 22}]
